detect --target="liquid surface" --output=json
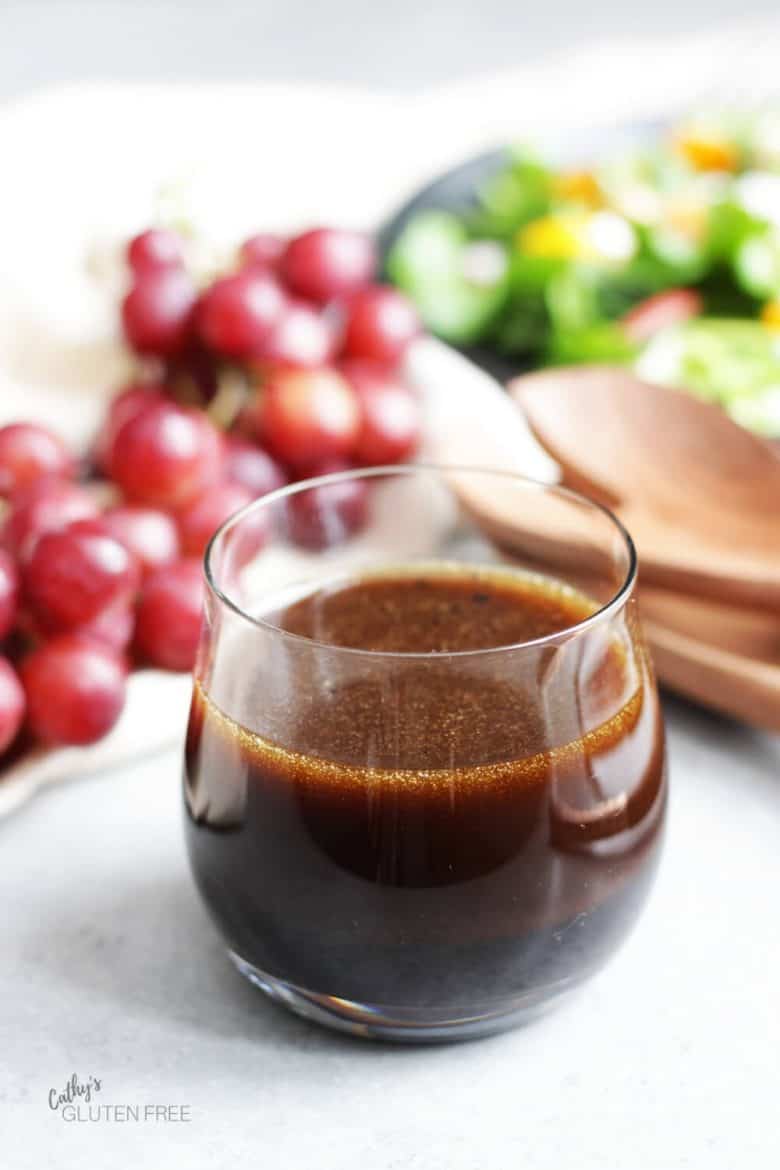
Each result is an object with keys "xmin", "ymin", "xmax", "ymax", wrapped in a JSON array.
[
  {"xmin": 274, "ymin": 565, "xmax": 597, "ymax": 652},
  {"xmin": 184, "ymin": 566, "xmax": 666, "ymax": 1012}
]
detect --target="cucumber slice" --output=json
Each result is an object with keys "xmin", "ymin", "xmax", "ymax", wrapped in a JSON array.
[{"xmin": 386, "ymin": 211, "xmax": 508, "ymax": 345}]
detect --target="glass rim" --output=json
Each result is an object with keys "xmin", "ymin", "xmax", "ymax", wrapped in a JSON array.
[{"xmin": 203, "ymin": 463, "xmax": 638, "ymax": 660}]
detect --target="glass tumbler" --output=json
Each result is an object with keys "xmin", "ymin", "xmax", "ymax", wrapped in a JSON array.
[{"xmin": 184, "ymin": 466, "xmax": 667, "ymax": 1041}]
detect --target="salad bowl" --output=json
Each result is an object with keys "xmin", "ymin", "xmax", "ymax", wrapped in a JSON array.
[{"xmin": 381, "ymin": 114, "xmax": 780, "ymax": 438}]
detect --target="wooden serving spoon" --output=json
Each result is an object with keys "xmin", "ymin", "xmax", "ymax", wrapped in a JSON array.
[
  {"xmin": 509, "ymin": 367, "xmax": 780, "ymax": 614},
  {"xmin": 639, "ymin": 586, "xmax": 780, "ymax": 732},
  {"xmin": 426, "ymin": 350, "xmax": 778, "ymax": 730}
]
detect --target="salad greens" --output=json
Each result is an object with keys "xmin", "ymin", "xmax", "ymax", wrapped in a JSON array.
[{"xmin": 387, "ymin": 113, "xmax": 780, "ymax": 436}]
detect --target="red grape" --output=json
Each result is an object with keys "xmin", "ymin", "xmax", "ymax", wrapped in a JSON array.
[
  {"xmin": 259, "ymin": 300, "xmax": 337, "ymax": 368},
  {"xmin": 217, "ymin": 507, "xmax": 272, "ymax": 583},
  {"xmin": 257, "ymin": 368, "xmax": 360, "ymax": 469},
  {"xmin": 223, "ymin": 435, "xmax": 287, "ymax": 498},
  {"xmin": 20, "ymin": 635, "xmax": 127, "ymax": 746},
  {"xmin": 135, "ymin": 559, "xmax": 204, "ymax": 671},
  {"xmin": 0, "ymin": 655, "xmax": 25, "ymax": 754},
  {"xmin": 80, "ymin": 602, "xmax": 135, "ymax": 654},
  {"xmin": 122, "ymin": 268, "xmax": 196, "ymax": 357},
  {"xmin": 165, "ymin": 342, "xmax": 220, "ymax": 405},
  {"xmin": 280, "ymin": 228, "xmax": 375, "ymax": 304},
  {"xmin": 0, "ymin": 550, "xmax": 20, "ymax": 640},
  {"xmin": 294, "ymin": 456, "xmax": 354, "ymax": 479},
  {"xmin": 24, "ymin": 523, "xmax": 140, "ymax": 632},
  {"xmin": 109, "ymin": 400, "xmax": 224, "ymax": 508},
  {"xmin": 127, "ymin": 228, "xmax": 183, "ymax": 274},
  {"xmin": 198, "ymin": 271, "xmax": 286, "ymax": 359},
  {"xmin": 342, "ymin": 361, "xmax": 421, "ymax": 464},
  {"xmin": 342, "ymin": 285, "xmax": 421, "ymax": 366},
  {"xmin": 286, "ymin": 474, "xmax": 369, "ymax": 551},
  {"xmin": 239, "ymin": 233, "xmax": 284, "ymax": 271},
  {"xmin": 93, "ymin": 383, "xmax": 166, "ymax": 473},
  {"xmin": 0, "ymin": 423, "xmax": 74, "ymax": 497},
  {"xmin": 101, "ymin": 505, "xmax": 180, "ymax": 577},
  {"xmin": 3, "ymin": 479, "xmax": 100, "ymax": 562},
  {"xmin": 177, "ymin": 482, "xmax": 252, "ymax": 557}
]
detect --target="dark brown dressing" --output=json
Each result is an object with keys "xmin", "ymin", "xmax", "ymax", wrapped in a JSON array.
[
  {"xmin": 276, "ymin": 568, "xmax": 597, "ymax": 652},
  {"xmin": 184, "ymin": 567, "xmax": 666, "ymax": 1010}
]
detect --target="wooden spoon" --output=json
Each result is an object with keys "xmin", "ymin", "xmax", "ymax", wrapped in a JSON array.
[
  {"xmin": 510, "ymin": 367, "xmax": 780, "ymax": 614},
  {"xmin": 639, "ymin": 586, "xmax": 780, "ymax": 732},
  {"xmin": 425, "ymin": 348, "xmax": 778, "ymax": 729}
]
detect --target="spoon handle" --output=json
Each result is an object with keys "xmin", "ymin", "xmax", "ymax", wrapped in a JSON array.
[{"xmin": 645, "ymin": 622, "xmax": 780, "ymax": 733}]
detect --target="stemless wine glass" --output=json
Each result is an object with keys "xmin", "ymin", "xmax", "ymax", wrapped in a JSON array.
[{"xmin": 184, "ymin": 466, "xmax": 667, "ymax": 1041}]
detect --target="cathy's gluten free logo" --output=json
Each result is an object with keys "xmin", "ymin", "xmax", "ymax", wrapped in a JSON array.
[
  {"xmin": 49, "ymin": 1073, "xmax": 102, "ymax": 1113},
  {"xmin": 48, "ymin": 1074, "xmax": 190, "ymax": 1123}
]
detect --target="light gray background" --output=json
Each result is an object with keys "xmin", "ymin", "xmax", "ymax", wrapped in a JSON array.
[
  {"xmin": 2, "ymin": 4, "xmax": 780, "ymax": 1169},
  {"xmin": 1, "ymin": 0, "xmax": 778, "ymax": 96}
]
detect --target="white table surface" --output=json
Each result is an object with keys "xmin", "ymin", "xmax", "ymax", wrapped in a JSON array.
[{"xmin": 2, "ymin": 695, "xmax": 779, "ymax": 1170}]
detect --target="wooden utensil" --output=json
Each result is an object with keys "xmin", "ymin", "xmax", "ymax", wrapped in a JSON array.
[
  {"xmin": 447, "ymin": 456, "xmax": 780, "ymax": 729},
  {"xmin": 639, "ymin": 586, "xmax": 780, "ymax": 732},
  {"xmin": 428, "ymin": 351, "xmax": 779, "ymax": 729},
  {"xmin": 510, "ymin": 367, "xmax": 780, "ymax": 614}
]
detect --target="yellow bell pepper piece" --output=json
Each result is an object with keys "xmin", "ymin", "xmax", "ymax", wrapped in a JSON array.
[
  {"xmin": 760, "ymin": 300, "xmax": 780, "ymax": 330},
  {"xmin": 674, "ymin": 131, "xmax": 740, "ymax": 173},
  {"xmin": 553, "ymin": 170, "xmax": 602, "ymax": 207},
  {"xmin": 518, "ymin": 215, "xmax": 585, "ymax": 260}
]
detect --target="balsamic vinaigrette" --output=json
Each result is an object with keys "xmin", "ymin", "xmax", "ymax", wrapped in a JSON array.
[{"xmin": 184, "ymin": 566, "xmax": 666, "ymax": 1013}]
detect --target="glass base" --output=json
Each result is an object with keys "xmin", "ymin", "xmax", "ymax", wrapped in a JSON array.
[{"xmin": 229, "ymin": 951, "xmax": 575, "ymax": 1042}]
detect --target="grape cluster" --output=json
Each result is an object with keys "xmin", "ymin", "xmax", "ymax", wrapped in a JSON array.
[{"xmin": 0, "ymin": 225, "xmax": 423, "ymax": 759}]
